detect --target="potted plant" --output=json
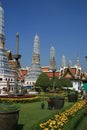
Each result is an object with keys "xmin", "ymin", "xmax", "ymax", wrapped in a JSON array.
[
  {"xmin": 47, "ymin": 96, "xmax": 65, "ymax": 109},
  {"xmin": 0, "ymin": 103, "xmax": 20, "ymax": 130},
  {"xmin": 68, "ymin": 90, "xmax": 78, "ymax": 102}
]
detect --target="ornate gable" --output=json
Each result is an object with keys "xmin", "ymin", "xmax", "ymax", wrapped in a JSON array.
[
  {"xmin": 71, "ymin": 68, "xmax": 76, "ymax": 75},
  {"xmin": 81, "ymin": 73, "xmax": 87, "ymax": 81},
  {"xmin": 64, "ymin": 73, "xmax": 73, "ymax": 78},
  {"xmin": 6, "ymin": 50, "xmax": 13, "ymax": 60},
  {"xmin": 63, "ymin": 67, "xmax": 75, "ymax": 79}
]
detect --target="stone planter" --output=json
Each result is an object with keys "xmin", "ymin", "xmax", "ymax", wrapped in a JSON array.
[
  {"xmin": 68, "ymin": 93, "xmax": 78, "ymax": 102},
  {"xmin": 48, "ymin": 97, "xmax": 64, "ymax": 109},
  {"xmin": 0, "ymin": 110, "xmax": 19, "ymax": 130}
]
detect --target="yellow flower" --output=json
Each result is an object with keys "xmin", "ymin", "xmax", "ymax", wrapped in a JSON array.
[
  {"xmin": 39, "ymin": 124, "xmax": 45, "ymax": 128},
  {"xmin": 44, "ymin": 128, "xmax": 49, "ymax": 130},
  {"xmin": 39, "ymin": 100, "xmax": 85, "ymax": 130}
]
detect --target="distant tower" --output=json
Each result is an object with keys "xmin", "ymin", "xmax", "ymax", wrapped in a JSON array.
[
  {"xmin": 25, "ymin": 34, "xmax": 41, "ymax": 86},
  {"xmin": 32, "ymin": 34, "xmax": 40, "ymax": 64},
  {"xmin": 76, "ymin": 57, "xmax": 80, "ymax": 67},
  {"xmin": 68, "ymin": 60, "xmax": 72, "ymax": 67},
  {"xmin": 0, "ymin": 2, "xmax": 5, "ymax": 49},
  {"xmin": 0, "ymin": 3, "xmax": 15, "ymax": 94},
  {"xmin": 62, "ymin": 55, "xmax": 66, "ymax": 68},
  {"xmin": 49, "ymin": 46, "xmax": 56, "ymax": 70},
  {"xmin": 75, "ymin": 57, "xmax": 81, "ymax": 78}
]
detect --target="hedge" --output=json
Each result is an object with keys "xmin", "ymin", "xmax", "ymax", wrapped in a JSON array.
[{"xmin": 62, "ymin": 108, "xmax": 85, "ymax": 130}]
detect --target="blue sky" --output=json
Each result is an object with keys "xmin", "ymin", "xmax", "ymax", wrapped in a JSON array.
[{"xmin": 2, "ymin": 0, "xmax": 87, "ymax": 70}]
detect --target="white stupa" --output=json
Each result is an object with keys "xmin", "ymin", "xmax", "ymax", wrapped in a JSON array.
[
  {"xmin": 25, "ymin": 34, "xmax": 42, "ymax": 86},
  {"xmin": 0, "ymin": 2, "xmax": 15, "ymax": 95}
]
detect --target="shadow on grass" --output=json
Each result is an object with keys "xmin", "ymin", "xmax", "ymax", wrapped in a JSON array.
[{"xmin": 16, "ymin": 124, "xmax": 24, "ymax": 130}]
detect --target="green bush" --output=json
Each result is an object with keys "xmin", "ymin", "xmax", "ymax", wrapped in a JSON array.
[{"xmin": 0, "ymin": 103, "xmax": 20, "ymax": 112}]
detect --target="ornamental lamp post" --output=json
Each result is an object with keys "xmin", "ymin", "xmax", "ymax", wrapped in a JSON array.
[
  {"xmin": 85, "ymin": 56, "xmax": 87, "ymax": 71},
  {"xmin": 85, "ymin": 56, "xmax": 87, "ymax": 59},
  {"xmin": 84, "ymin": 56, "xmax": 87, "ymax": 115},
  {"xmin": 52, "ymin": 57, "xmax": 56, "ymax": 91},
  {"xmin": 85, "ymin": 56, "xmax": 87, "ymax": 89},
  {"xmin": 13, "ymin": 32, "xmax": 21, "ymax": 95},
  {"xmin": 85, "ymin": 56, "xmax": 87, "ymax": 64}
]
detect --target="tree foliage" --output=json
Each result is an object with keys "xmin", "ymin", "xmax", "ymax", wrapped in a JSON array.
[
  {"xmin": 35, "ymin": 72, "xmax": 51, "ymax": 91},
  {"xmin": 35, "ymin": 73, "xmax": 73, "ymax": 92},
  {"xmin": 51, "ymin": 77, "xmax": 61, "ymax": 88},
  {"xmin": 50, "ymin": 77, "xmax": 72, "ymax": 89},
  {"xmin": 59, "ymin": 77, "xmax": 73, "ymax": 87}
]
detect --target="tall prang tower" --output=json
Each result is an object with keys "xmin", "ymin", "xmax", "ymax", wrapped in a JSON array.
[
  {"xmin": 49, "ymin": 46, "xmax": 56, "ymax": 71},
  {"xmin": 25, "ymin": 34, "xmax": 42, "ymax": 86},
  {"xmin": 62, "ymin": 55, "xmax": 66, "ymax": 68},
  {"xmin": 0, "ymin": 2, "xmax": 15, "ymax": 94}
]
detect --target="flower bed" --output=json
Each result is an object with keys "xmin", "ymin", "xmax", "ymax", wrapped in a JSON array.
[
  {"xmin": 39, "ymin": 100, "xmax": 85, "ymax": 130},
  {"xmin": 62, "ymin": 108, "xmax": 84, "ymax": 130},
  {"xmin": 0, "ymin": 95, "xmax": 36, "ymax": 98},
  {"xmin": 0, "ymin": 95, "xmax": 41, "ymax": 103}
]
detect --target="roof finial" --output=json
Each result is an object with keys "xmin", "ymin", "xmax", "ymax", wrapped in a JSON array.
[
  {"xmin": 36, "ymin": 32, "xmax": 38, "ymax": 36},
  {"xmin": 16, "ymin": 32, "xmax": 19, "ymax": 55}
]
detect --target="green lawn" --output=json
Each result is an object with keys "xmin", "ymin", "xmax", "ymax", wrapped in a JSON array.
[
  {"xmin": 17, "ymin": 101, "xmax": 73, "ymax": 130},
  {"xmin": 75, "ymin": 115, "xmax": 87, "ymax": 130}
]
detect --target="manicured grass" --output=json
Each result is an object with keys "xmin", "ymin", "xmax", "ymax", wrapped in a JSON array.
[
  {"xmin": 75, "ymin": 115, "xmax": 87, "ymax": 130},
  {"xmin": 17, "ymin": 101, "xmax": 73, "ymax": 130}
]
